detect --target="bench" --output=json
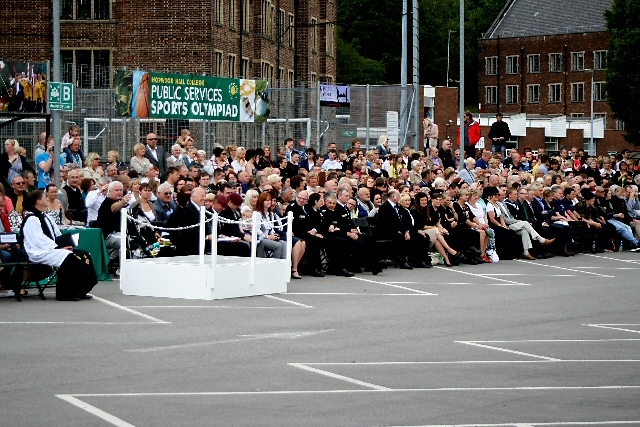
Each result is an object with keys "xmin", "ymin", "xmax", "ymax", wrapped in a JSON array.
[{"xmin": 0, "ymin": 262, "xmax": 58, "ymax": 302}]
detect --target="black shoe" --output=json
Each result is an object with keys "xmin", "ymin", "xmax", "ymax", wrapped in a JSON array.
[
  {"xmin": 77, "ymin": 294, "xmax": 93, "ymax": 300},
  {"xmin": 398, "ymin": 261, "xmax": 413, "ymax": 270},
  {"xmin": 311, "ymin": 269, "xmax": 325, "ymax": 277},
  {"xmin": 337, "ymin": 268, "xmax": 355, "ymax": 277},
  {"xmin": 421, "ymin": 260, "xmax": 433, "ymax": 268},
  {"xmin": 56, "ymin": 295, "xmax": 79, "ymax": 301},
  {"xmin": 371, "ymin": 266, "xmax": 381, "ymax": 275},
  {"xmin": 466, "ymin": 246, "xmax": 481, "ymax": 256}
]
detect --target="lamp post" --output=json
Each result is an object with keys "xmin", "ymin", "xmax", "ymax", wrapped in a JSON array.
[
  {"xmin": 584, "ymin": 68, "xmax": 595, "ymax": 156},
  {"xmin": 447, "ymin": 29, "xmax": 454, "ymax": 88}
]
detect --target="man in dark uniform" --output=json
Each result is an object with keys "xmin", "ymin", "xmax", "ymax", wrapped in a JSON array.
[
  {"xmin": 285, "ymin": 190, "xmax": 324, "ymax": 277},
  {"xmin": 321, "ymin": 191, "xmax": 381, "ymax": 276},
  {"xmin": 376, "ymin": 189, "xmax": 414, "ymax": 269}
]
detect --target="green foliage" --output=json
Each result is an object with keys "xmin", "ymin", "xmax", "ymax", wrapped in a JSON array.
[
  {"xmin": 337, "ymin": 0, "xmax": 508, "ymax": 105},
  {"xmin": 605, "ymin": 0, "xmax": 640, "ymax": 145},
  {"xmin": 337, "ymin": 37, "xmax": 387, "ymax": 84}
]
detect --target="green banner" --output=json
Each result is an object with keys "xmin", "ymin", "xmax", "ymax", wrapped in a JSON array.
[
  {"xmin": 149, "ymin": 73, "xmax": 240, "ymax": 120},
  {"xmin": 115, "ymin": 70, "xmax": 270, "ymax": 123}
]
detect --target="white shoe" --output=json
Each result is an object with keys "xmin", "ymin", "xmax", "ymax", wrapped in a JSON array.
[
  {"xmin": 630, "ymin": 247, "xmax": 640, "ymax": 253},
  {"xmin": 115, "ymin": 268, "xmax": 120, "ymax": 277},
  {"xmin": 0, "ymin": 290, "xmax": 15, "ymax": 298}
]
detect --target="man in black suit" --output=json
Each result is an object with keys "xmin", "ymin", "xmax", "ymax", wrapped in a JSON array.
[
  {"xmin": 375, "ymin": 189, "xmax": 413, "ymax": 269},
  {"xmin": 322, "ymin": 190, "xmax": 381, "ymax": 275},
  {"xmin": 144, "ymin": 133, "xmax": 167, "ymax": 177},
  {"xmin": 217, "ymin": 192, "xmax": 251, "ymax": 257},
  {"xmin": 167, "ymin": 187, "xmax": 213, "ymax": 256},
  {"xmin": 63, "ymin": 168, "xmax": 87, "ymax": 223}
]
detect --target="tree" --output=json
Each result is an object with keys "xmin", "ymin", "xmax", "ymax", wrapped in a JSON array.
[
  {"xmin": 604, "ymin": 0, "xmax": 640, "ymax": 145},
  {"xmin": 337, "ymin": 37, "xmax": 387, "ymax": 84}
]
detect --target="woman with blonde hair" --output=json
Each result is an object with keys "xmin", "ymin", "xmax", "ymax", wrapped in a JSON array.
[
  {"xmin": 130, "ymin": 178, "xmax": 142, "ymax": 201},
  {"xmin": 231, "ymin": 147, "xmax": 247, "ymax": 173},
  {"xmin": 82, "ymin": 152, "xmax": 103, "ymax": 183},
  {"xmin": 130, "ymin": 142, "xmax": 152, "ymax": 175},
  {"xmin": 242, "ymin": 189, "xmax": 260, "ymax": 211}
]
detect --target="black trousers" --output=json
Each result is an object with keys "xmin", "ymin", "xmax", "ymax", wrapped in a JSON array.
[{"xmin": 57, "ymin": 249, "xmax": 98, "ymax": 298}]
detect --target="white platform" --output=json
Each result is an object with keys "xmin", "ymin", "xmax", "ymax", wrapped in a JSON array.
[
  {"xmin": 120, "ymin": 255, "xmax": 289, "ymax": 300},
  {"xmin": 119, "ymin": 209, "xmax": 293, "ymax": 300}
]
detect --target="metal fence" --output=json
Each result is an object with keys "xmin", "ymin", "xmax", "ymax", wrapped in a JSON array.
[{"xmin": 0, "ymin": 65, "xmax": 420, "ymax": 163}]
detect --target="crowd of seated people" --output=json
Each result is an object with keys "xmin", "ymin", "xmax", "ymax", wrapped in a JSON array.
[{"xmin": 4, "ymin": 129, "xmax": 640, "ymax": 296}]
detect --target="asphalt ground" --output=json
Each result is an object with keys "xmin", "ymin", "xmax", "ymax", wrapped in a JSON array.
[{"xmin": 1, "ymin": 251, "xmax": 640, "ymax": 427}]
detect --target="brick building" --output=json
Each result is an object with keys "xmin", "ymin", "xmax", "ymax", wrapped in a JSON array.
[
  {"xmin": 1, "ymin": 0, "xmax": 336, "ymax": 87},
  {"xmin": 478, "ymin": 0, "xmax": 632, "ymax": 155}
]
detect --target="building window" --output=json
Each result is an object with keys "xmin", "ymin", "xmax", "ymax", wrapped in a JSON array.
[
  {"xmin": 616, "ymin": 120, "xmax": 625, "ymax": 131},
  {"xmin": 571, "ymin": 113, "xmax": 585, "ymax": 117},
  {"xmin": 213, "ymin": 51, "xmax": 223, "ymax": 76},
  {"xmin": 549, "ymin": 83, "xmax": 562, "ymax": 103},
  {"xmin": 288, "ymin": 14, "xmax": 295, "ymax": 48},
  {"xmin": 61, "ymin": 49, "xmax": 110, "ymax": 89},
  {"xmin": 326, "ymin": 24, "xmax": 335, "ymax": 57},
  {"xmin": 571, "ymin": 82, "xmax": 585, "ymax": 102},
  {"xmin": 593, "ymin": 81, "xmax": 606, "ymax": 102},
  {"xmin": 261, "ymin": 0, "xmax": 275, "ymax": 37},
  {"xmin": 279, "ymin": 67, "xmax": 285, "ymax": 84},
  {"xmin": 229, "ymin": 0, "xmax": 236, "ymax": 29},
  {"xmin": 506, "ymin": 85, "xmax": 518, "ymax": 104},
  {"xmin": 527, "ymin": 54, "xmax": 540, "ymax": 73},
  {"xmin": 288, "ymin": 70, "xmax": 294, "ymax": 87},
  {"xmin": 261, "ymin": 61, "xmax": 274, "ymax": 83},
  {"xmin": 485, "ymin": 86, "xmax": 498, "ymax": 104},
  {"xmin": 595, "ymin": 113, "xmax": 607, "ymax": 129},
  {"xmin": 506, "ymin": 56, "xmax": 519, "ymax": 74},
  {"xmin": 485, "ymin": 56, "xmax": 498, "ymax": 75},
  {"xmin": 549, "ymin": 53, "xmax": 562, "ymax": 72},
  {"xmin": 594, "ymin": 50, "xmax": 608, "ymax": 70},
  {"xmin": 278, "ymin": 9, "xmax": 285, "ymax": 44},
  {"xmin": 228, "ymin": 54, "xmax": 237, "ymax": 78},
  {"xmin": 241, "ymin": 57, "xmax": 250, "ymax": 78},
  {"xmin": 527, "ymin": 84, "xmax": 540, "ymax": 103},
  {"xmin": 61, "ymin": 0, "xmax": 110, "ymax": 20},
  {"xmin": 571, "ymin": 52, "xmax": 585, "ymax": 71},
  {"xmin": 311, "ymin": 72, "xmax": 317, "ymax": 87},
  {"xmin": 311, "ymin": 17, "xmax": 318, "ymax": 53},
  {"xmin": 214, "ymin": 0, "xmax": 224, "ymax": 25},
  {"xmin": 242, "ymin": 0, "xmax": 251, "ymax": 33},
  {"xmin": 545, "ymin": 137, "xmax": 559, "ymax": 152}
]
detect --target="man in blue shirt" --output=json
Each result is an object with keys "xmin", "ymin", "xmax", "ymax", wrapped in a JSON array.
[{"xmin": 36, "ymin": 137, "xmax": 55, "ymax": 189}]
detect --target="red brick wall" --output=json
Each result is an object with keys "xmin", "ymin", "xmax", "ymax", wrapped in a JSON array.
[
  {"xmin": 478, "ymin": 32, "xmax": 633, "ymax": 155},
  {"xmin": 434, "ymin": 87, "xmax": 458, "ymax": 141},
  {"xmin": 0, "ymin": 0, "xmax": 335, "ymax": 83}
]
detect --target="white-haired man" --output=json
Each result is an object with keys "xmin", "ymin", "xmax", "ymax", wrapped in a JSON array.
[{"xmin": 96, "ymin": 181, "xmax": 131, "ymax": 275}]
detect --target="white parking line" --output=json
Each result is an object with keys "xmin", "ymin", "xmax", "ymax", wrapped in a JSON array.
[
  {"xmin": 263, "ymin": 294, "xmax": 313, "ymax": 308},
  {"xmin": 288, "ymin": 363, "xmax": 392, "ymax": 391},
  {"xmin": 456, "ymin": 341, "xmax": 561, "ymax": 361},
  {"xmin": 586, "ymin": 324, "xmax": 640, "ymax": 334},
  {"xmin": 287, "ymin": 293, "xmax": 434, "ymax": 296},
  {"xmin": 390, "ymin": 421, "xmax": 640, "ymax": 426},
  {"xmin": 433, "ymin": 267, "xmax": 530, "ymax": 285},
  {"xmin": 516, "ymin": 260, "xmax": 615, "ymax": 277},
  {"xmin": 585, "ymin": 253, "xmax": 640, "ymax": 265},
  {"xmin": 350, "ymin": 276, "xmax": 437, "ymax": 295},
  {"xmin": 57, "ymin": 395, "xmax": 136, "ymax": 427},
  {"xmin": 92, "ymin": 295, "xmax": 170, "ymax": 324}
]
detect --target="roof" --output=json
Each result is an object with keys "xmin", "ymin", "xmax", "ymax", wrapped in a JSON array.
[{"xmin": 484, "ymin": 0, "xmax": 613, "ymax": 39}]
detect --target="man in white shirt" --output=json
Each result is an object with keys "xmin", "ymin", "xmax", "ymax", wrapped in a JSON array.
[{"xmin": 322, "ymin": 149, "xmax": 342, "ymax": 171}]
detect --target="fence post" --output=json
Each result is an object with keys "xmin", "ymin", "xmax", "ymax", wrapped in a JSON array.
[
  {"xmin": 251, "ymin": 211, "xmax": 259, "ymax": 285},
  {"xmin": 286, "ymin": 211, "xmax": 293, "ymax": 282},
  {"xmin": 210, "ymin": 212, "xmax": 218, "ymax": 298},
  {"xmin": 119, "ymin": 209, "xmax": 127, "ymax": 280},
  {"xmin": 365, "ymin": 84, "xmax": 370, "ymax": 152},
  {"xmin": 316, "ymin": 84, "xmax": 321, "ymax": 152},
  {"xmin": 199, "ymin": 206, "xmax": 205, "ymax": 265}
]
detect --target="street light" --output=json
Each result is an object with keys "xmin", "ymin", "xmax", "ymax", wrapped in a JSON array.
[{"xmin": 584, "ymin": 68, "xmax": 595, "ymax": 156}]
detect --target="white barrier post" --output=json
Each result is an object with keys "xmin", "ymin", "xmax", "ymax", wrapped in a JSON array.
[
  {"xmin": 210, "ymin": 212, "xmax": 218, "ymax": 298},
  {"xmin": 286, "ymin": 211, "xmax": 293, "ymax": 282},
  {"xmin": 199, "ymin": 206, "xmax": 206, "ymax": 265},
  {"xmin": 119, "ymin": 209, "xmax": 127, "ymax": 282},
  {"xmin": 250, "ymin": 211, "xmax": 259, "ymax": 286}
]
